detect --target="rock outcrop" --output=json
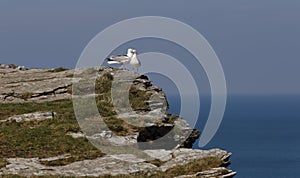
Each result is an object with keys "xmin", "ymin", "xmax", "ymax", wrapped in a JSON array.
[
  {"xmin": 0, "ymin": 66, "xmax": 73, "ymax": 103},
  {"xmin": 0, "ymin": 148, "xmax": 235, "ymax": 177},
  {"xmin": 0, "ymin": 64, "xmax": 236, "ymax": 177}
]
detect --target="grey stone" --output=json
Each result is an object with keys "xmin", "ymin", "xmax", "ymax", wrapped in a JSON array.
[
  {"xmin": 0, "ymin": 67, "xmax": 74, "ymax": 103},
  {"xmin": 66, "ymin": 132, "xmax": 85, "ymax": 139},
  {"xmin": 0, "ymin": 148, "xmax": 235, "ymax": 177},
  {"xmin": 1, "ymin": 112, "xmax": 56, "ymax": 123}
]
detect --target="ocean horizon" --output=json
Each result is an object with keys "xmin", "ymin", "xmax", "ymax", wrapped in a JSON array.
[{"xmin": 167, "ymin": 94, "xmax": 300, "ymax": 177}]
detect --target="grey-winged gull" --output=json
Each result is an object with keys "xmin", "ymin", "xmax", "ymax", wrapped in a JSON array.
[
  {"xmin": 129, "ymin": 49, "xmax": 141, "ymax": 72},
  {"xmin": 106, "ymin": 48, "xmax": 133, "ymax": 69}
]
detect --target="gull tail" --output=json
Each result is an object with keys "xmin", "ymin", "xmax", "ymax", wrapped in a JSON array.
[{"xmin": 106, "ymin": 58, "xmax": 121, "ymax": 64}]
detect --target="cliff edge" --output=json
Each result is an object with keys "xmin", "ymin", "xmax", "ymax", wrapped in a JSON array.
[{"xmin": 0, "ymin": 64, "xmax": 236, "ymax": 177}]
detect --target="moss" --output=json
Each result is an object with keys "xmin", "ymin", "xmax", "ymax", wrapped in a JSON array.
[{"xmin": 95, "ymin": 95, "xmax": 116, "ymax": 117}]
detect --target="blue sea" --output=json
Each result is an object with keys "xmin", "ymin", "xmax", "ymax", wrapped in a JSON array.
[{"xmin": 168, "ymin": 95, "xmax": 300, "ymax": 178}]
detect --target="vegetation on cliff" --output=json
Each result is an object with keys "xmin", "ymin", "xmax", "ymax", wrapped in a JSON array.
[{"xmin": 0, "ymin": 66, "xmax": 235, "ymax": 177}]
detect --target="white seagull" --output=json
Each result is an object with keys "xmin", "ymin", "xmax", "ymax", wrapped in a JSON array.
[
  {"xmin": 129, "ymin": 49, "xmax": 141, "ymax": 72},
  {"xmin": 106, "ymin": 48, "xmax": 133, "ymax": 69}
]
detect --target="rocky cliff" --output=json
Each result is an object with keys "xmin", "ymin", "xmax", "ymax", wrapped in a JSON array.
[{"xmin": 0, "ymin": 64, "xmax": 236, "ymax": 177}]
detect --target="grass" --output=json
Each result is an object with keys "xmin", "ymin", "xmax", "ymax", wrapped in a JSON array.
[
  {"xmin": 0, "ymin": 69, "xmax": 155, "ymax": 164},
  {"xmin": 0, "ymin": 99, "xmax": 73, "ymax": 120},
  {"xmin": 93, "ymin": 71, "xmax": 152, "ymax": 117},
  {"xmin": 129, "ymin": 85, "xmax": 151, "ymax": 112},
  {"xmin": 160, "ymin": 156, "xmax": 223, "ymax": 177},
  {"xmin": 103, "ymin": 117, "xmax": 140, "ymax": 136},
  {"xmin": 0, "ymin": 69, "xmax": 161, "ymax": 161},
  {"xmin": 94, "ymin": 72, "xmax": 152, "ymax": 114},
  {"xmin": 0, "ymin": 158, "xmax": 9, "ymax": 168},
  {"xmin": 0, "ymin": 99, "xmax": 224, "ymax": 176},
  {"xmin": 0, "ymin": 175, "xmax": 26, "ymax": 178},
  {"xmin": 0, "ymin": 99, "xmax": 104, "ymax": 162},
  {"xmin": 95, "ymin": 72, "xmax": 113, "ymax": 94},
  {"xmin": 95, "ymin": 94, "xmax": 116, "ymax": 117}
]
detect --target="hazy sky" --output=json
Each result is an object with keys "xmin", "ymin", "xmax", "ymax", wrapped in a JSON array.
[{"xmin": 0, "ymin": 0, "xmax": 299, "ymax": 95}]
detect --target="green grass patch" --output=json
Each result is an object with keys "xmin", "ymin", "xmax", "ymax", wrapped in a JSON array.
[
  {"xmin": 72, "ymin": 70, "xmax": 153, "ymax": 118},
  {"xmin": 95, "ymin": 94, "xmax": 116, "ymax": 117},
  {"xmin": 129, "ymin": 86, "xmax": 151, "ymax": 112},
  {"xmin": 94, "ymin": 71, "xmax": 152, "ymax": 116},
  {"xmin": 95, "ymin": 72, "xmax": 113, "ymax": 94},
  {"xmin": 103, "ymin": 117, "xmax": 140, "ymax": 136},
  {"xmin": 0, "ymin": 99, "xmax": 104, "ymax": 163},
  {"xmin": 0, "ymin": 175, "xmax": 26, "ymax": 178},
  {"xmin": 0, "ymin": 99, "xmax": 73, "ymax": 120},
  {"xmin": 161, "ymin": 156, "xmax": 223, "ymax": 177}
]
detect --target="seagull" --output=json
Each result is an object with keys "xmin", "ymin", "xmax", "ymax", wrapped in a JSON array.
[
  {"xmin": 129, "ymin": 49, "xmax": 141, "ymax": 72},
  {"xmin": 106, "ymin": 48, "xmax": 133, "ymax": 69}
]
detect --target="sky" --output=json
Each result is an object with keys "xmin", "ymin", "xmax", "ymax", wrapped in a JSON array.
[{"xmin": 0, "ymin": 0, "xmax": 300, "ymax": 95}]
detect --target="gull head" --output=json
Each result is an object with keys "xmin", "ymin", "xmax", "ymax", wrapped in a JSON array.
[
  {"xmin": 132, "ymin": 49, "xmax": 137, "ymax": 54},
  {"xmin": 127, "ymin": 48, "xmax": 133, "ymax": 57}
]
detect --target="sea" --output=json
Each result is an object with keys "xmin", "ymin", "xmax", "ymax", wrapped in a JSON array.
[{"xmin": 168, "ymin": 95, "xmax": 300, "ymax": 178}]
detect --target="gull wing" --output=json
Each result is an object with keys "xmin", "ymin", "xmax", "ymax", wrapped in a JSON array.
[{"xmin": 107, "ymin": 55, "xmax": 130, "ymax": 63}]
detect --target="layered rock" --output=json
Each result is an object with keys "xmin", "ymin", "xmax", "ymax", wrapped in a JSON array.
[
  {"xmin": 0, "ymin": 65, "xmax": 236, "ymax": 177},
  {"xmin": 0, "ymin": 148, "xmax": 235, "ymax": 177},
  {"xmin": 0, "ymin": 66, "xmax": 73, "ymax": 103},
  {"xmin": 70, "ymin": 67, "xmax": 200, "ymax": 150}
]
